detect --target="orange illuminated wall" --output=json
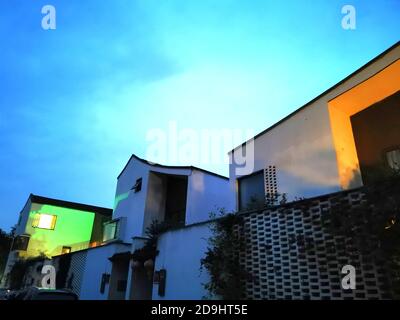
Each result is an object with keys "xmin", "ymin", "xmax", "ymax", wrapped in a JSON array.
[{"xmin": 328, "ymin": 59, "xmax": 400, "ymax": 189}]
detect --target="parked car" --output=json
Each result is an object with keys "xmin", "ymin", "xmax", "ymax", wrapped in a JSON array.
[{"xmin": 6, "ymin": 287, "xmax": 78, "ymax": 300}]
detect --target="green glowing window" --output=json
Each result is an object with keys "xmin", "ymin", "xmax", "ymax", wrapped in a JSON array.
[{"xmin": 32, "ymin": 214, "xmax": 57, "ymax": 230}]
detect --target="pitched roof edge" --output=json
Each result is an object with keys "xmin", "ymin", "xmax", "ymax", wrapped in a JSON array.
[
  {"xmin": 29, "ymin": 194, "xmax": 112, "ymax": 216},
  {"xmin": 117, "ymin": 153, "xmax": 228, "ymax": 180}
]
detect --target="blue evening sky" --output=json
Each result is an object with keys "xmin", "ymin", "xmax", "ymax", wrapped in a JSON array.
[{"xmin": 0, "ymin": 0, "xmax": 399, "ymax": 231}]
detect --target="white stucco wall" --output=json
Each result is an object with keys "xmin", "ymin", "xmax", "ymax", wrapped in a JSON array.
[
  {"xmin": 113, "ymin": 158, "xmax": 150, "ymax": 242},
  {"xmin": 229, "ymin": 102, "xmax": 341, "ymax": 205},
  {"xmin": 152, "ymin": 223, "xmax": 212, "ymax": 300},
  {"xmin": 186, "ymin": 170, "xmax": 233, "ymax": 224}
]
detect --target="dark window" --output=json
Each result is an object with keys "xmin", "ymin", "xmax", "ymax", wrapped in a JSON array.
[
  {"xmin": 157, "ymin": 269, "xmax": 166, "ymax": 297},
  {"xmin": 164, "ymin": 176, "xmax": 187, "ymax": 226},
  {"xmin": 351, "ymin": 91, "xmax": 400, "ymax": 184},
  {"xmin": 100, "ymin": 273, "xmax": 110, "ymax": 294},
  {"xmin": 238, "ymin": 170, "xmax": 265, "ymax": 210},
  {"xmin": 11, "ymin": 235, "xmax": 30, "ymax": 251},
  {"xmin": 132, "ymin": 178, "xmax": 142, "ymax": 193}
]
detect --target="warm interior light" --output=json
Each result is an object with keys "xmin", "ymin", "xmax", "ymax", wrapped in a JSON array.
[
  {"xmin": 61, "ymin": 246, "xmax": 72, "ymax": 254},
  {"xmin": 33, "ymin": 214, "xmax": 57, "ymax": 230},
  {"xmin": 328, "ymin": 59, "xmax": 400, "ymax": 189}
]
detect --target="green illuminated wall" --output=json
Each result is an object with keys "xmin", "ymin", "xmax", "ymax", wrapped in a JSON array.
[{"xmin": 22, "ymin": 203, "xmax": 95, "ymax": 258}]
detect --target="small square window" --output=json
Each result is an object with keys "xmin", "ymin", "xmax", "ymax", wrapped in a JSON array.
[
  {"xmin": 386, "ymin": 148, "xmax": 400, "ymax": 170},
  {"xmin": 32, "ymin": 214, "xmax": 57, "ymax": 230},
  {"xmin": 61, "ymin": 246, "xmax": 72, "ymax": 255},
  {"xmin": 11, "ymin": 235, "xmax": 30, "ymax": 251},
  {"xmin": 131, "ymin": 178, "xmax": 142, "ymax": 193}
]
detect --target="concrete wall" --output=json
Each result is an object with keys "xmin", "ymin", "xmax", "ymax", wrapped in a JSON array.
[{"xmin": 152, "ymin": 223, "xmax": 211, "ymax": 300}]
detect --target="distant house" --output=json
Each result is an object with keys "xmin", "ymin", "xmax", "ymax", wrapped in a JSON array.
[
  {"xmin": 229, "ymin": 42, "xmax": 400, "ymax": 211},
  {"xmin": 1, "ymin": 194, "xmax": 112, "ymax": 288}
]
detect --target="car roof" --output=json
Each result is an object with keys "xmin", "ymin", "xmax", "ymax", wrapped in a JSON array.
[
  {"xmin": 37, "ymin": 287, "xmax": 74, "ymax": 293},
  {"xmin": 26, "ymin": 287, "xmax": 76, "ymax": 294}
]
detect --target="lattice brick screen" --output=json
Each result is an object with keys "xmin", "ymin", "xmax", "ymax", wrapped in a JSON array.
[
  {"xmin": 67, "ymin": 251, "xmax": 88, "ymax": 297},
  {"xmin": 236, "ymin": 190, "xmax": 392, "ymax": 300}
]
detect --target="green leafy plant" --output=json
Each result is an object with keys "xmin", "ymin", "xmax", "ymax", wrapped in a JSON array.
[
  {"xmin": 0, "ymin": 228, "xmax": 13, "ymax": 281},
  {"xmin": 244, "ymin": 193, "xmax": 288, "ymax": 211},
  {"xmin": 132, "ymin": 220, "xmax": 171, "ymax": 261},
  {"xmin": 323, "ymin": 170, "xmax": 400, "ymax": 297},
  {"xmin": 7, "ymin": 253, "xmax": 48, "ymax": 290},
  {"xmin": 201, "ymin": 208, "xmax": 248, "ymax": 300}
]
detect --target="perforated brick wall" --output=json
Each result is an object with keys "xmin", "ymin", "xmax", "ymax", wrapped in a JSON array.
[
  {"xmin": 65, "ymin": 250, "xmax": 88, "ymax": 296},
  {"xmin": 237, "ymin": 189, "xmax": 393, "ymax": 300}
]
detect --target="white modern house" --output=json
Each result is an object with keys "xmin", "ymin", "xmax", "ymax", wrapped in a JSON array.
[
  {"xmin": 107, "ymin": 154, "xmax": 233, "ymax": 300},
  {"xmin": 229, "ymin": 42, "xmax": 400, "ymax": 211},
  {"xmin": 150, "ymin": 42, "xmax": 399, "ymax": 299},
  {"xmin": 113, "ymin": 154, "xmax": 233, "ymax": 241}
]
